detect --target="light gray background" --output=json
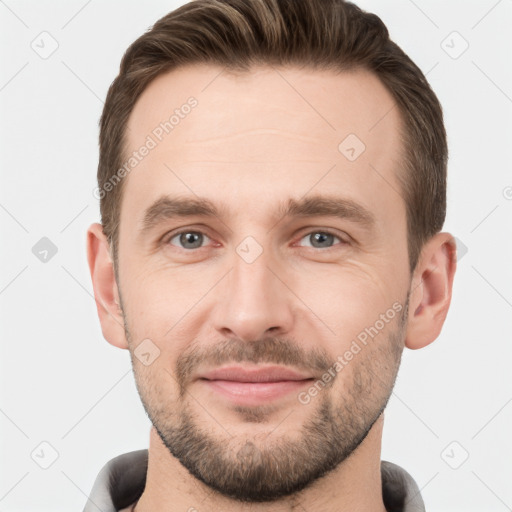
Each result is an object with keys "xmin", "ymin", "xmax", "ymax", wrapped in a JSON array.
[{"xmin": 1, "ymin": 1, "xmax": 511, "ymax": 511}]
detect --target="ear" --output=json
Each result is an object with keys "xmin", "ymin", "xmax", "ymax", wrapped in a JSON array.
[
  {"xmin": 405, "ymin": 232, "xmax": 457, "ymax": 350},
  {"xmin": 86, "ymin": 222, "xmax": 128, "ymax": 349}
]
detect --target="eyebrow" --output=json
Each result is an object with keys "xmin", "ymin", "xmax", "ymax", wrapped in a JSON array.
[{"xmin": 139, "ymin": 193, "xmax": 376, "ymax": 236}]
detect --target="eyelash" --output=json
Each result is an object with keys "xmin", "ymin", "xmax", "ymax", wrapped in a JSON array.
[{"xmin": 163, "ymin": 228, "xmax": 348, "ymax": 251}]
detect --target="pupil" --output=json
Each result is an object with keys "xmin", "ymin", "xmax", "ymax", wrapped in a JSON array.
[
  {"xmin": 181, "ymin": 232, "xmax": 201, "ymax": 248},
  {"xmin": 313, "ymin": 232, "xmax": 331, "ymax": 247}
]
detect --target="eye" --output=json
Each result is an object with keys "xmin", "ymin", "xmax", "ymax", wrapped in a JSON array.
[
  {"xmin": 167, "ymin": 230, "xmax": 211, "ymax": 250},
  {"xmin": 297, "ymin": 230, "xmax": 345, "ymax": 249},
  {"xmin": 164, "ymin": 228, "xmax": 347, "ymax": 252}
]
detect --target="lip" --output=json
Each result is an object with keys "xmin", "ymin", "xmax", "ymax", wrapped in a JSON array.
[{"xmin": 197, "ymin": 365, "xmax": 314, "ymax": 406}]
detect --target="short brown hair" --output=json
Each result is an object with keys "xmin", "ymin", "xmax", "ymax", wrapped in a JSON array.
[{"xmin": 97, "ymin": 0, "xmax": 447, "ymax": 275}]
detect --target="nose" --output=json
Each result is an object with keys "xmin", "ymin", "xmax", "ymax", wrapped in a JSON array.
[{"xmin": 212, "ymin": 245, "xmax": 295, "ymax": 342}]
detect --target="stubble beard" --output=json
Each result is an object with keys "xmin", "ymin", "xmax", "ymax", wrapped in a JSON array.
[{"xmin": 125, "ymin": 298, "xmax": 408, "ymax": 503}]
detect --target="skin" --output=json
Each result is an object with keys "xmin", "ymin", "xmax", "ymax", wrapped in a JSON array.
[{"xmin": 87, "ymin": 64, "xmax": 457, "ymax": 512}]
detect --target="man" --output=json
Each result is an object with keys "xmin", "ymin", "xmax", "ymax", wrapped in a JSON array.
[{"xmin": 85, "ymin": 0, "xmax": 457, "ymax": 510}]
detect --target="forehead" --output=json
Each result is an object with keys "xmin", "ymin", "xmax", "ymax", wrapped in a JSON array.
[
  {"xmin": 121, "ymin": 63, "xmax": 404, "ymax": 228},
  {"xmin": 126, "ymin": 63, "xmax": 403, "ymax": 152}
]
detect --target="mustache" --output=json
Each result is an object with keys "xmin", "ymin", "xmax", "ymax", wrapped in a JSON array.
[{"xmin": 175, "ymin": 337, "xmax": 332, "ymax": 388}]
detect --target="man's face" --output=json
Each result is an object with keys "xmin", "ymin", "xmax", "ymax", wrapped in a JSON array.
[{"xmin": 116, "ymin": 64, "xmax": 412, "ymax": 501}]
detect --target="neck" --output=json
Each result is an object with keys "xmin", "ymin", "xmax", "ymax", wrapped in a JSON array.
[{"xmin": 134, "ymin": 414, "xmax": 388, "ymax": 512}]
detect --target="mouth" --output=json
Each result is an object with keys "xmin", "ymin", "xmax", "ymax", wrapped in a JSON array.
[{"xmin": 197, "ymin": 365, "xmax": 315, "ymax": 406}]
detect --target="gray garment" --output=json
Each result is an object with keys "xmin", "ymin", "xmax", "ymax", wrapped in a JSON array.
[{"xmin": 83, "ymin": 450, "xmax": 426, "ymax": 512}]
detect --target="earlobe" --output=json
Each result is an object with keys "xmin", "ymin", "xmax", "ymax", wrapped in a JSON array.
[
  {"xmin": 86, "ymin": 223, "xmax": 129, "ymax": 350},
  {"xmin": 404, "ymin": 233, "xmax": 457, "ymax": 350}
]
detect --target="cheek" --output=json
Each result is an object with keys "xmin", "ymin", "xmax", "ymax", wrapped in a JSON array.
[
  {"xmin": 121, "ymin": 265, "xmax": 196, "ymax": 332},
  {"xmin": 122, "ymin": 272, "xmax": 207, "ymax": 380},
  {"xmin": 132, "ymin": 361, "xmax": 183, "ymax": 421},
  {"xmin": 291, "ymin": 262, "xmax": 403, "ymax": 345}
]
